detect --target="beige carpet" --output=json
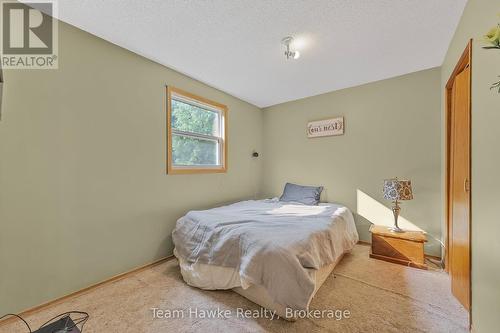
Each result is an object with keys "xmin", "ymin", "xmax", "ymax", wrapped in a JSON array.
[{"xmin": 0, "ymin": 244, "xmax": 468, "ymax": 333}]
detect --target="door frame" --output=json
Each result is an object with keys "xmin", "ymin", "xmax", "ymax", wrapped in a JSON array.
[{"xmin": 444, "ymin": 39, "xmax": 472, "ymax": 326}]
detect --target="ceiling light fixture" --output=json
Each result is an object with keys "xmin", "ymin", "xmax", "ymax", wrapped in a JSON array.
[{"xmin": 282, "ymin": 36, "xmax": 300, "ymax": 60}]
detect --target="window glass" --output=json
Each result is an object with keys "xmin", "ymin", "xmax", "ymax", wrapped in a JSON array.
[
  {"xmin": 171, "ymin": 98, "xmax": 219, "ymax": 137},
  {"xmin": 171, "ymin": 134, "xmax": 218, "ymax": 166}
]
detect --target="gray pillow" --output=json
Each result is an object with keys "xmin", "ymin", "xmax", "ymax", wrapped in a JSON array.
[{"xmin": 279, "ymin": 183, "xmax": 323, "ymax": 205}]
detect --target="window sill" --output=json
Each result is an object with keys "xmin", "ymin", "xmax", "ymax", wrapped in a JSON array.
[{"xmin": 167, "ymin": 167, "xmax": 227, "ymax": 175}]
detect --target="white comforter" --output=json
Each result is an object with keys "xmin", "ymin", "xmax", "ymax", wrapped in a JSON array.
[{"xmin": 172, "ymin": 199, "xmax": 359, "ymax": 310}]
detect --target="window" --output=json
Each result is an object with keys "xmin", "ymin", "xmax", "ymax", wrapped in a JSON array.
[{"xmin": 167, "ymin": 87, "xmax": 227, "ymax": 174}]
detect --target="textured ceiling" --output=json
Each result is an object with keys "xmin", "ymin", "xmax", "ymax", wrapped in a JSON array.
[{"xmin": 43, "ymin": 0, "xmax": 466, "ymax": 107}]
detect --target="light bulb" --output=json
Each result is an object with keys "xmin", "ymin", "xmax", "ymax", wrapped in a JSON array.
[{"xmin": 293, "ymin": 51, "xmax": 300, "ymax": 59}]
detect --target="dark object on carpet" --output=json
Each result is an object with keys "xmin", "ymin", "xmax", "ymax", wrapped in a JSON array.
[{"xmin": 34, "ymin": 316, "xmax": 80, "ymax": 333}]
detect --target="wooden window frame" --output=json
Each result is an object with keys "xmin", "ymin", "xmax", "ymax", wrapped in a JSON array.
[{"xmin": 166, "ymin": 86, "xmax": 228, "ymax": 174}]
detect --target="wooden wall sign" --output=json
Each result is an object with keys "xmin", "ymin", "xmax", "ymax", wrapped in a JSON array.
[{"xmin": 307, "ymin": 117, "xmax": 344, "ymax": 138}]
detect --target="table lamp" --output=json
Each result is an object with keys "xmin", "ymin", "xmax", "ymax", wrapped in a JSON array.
[{"xmin": 383, "ymin": 178, "xmax": 413, "ymax": 232}]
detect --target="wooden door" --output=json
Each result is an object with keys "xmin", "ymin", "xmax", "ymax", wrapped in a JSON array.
[{"xmin": 449, "ymin": 66, "xmax": 471, "ymax": 310}]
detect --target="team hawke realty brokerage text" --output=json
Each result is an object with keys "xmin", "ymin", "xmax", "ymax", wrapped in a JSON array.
[{"xmin": 151, "ymin": 307, "xmax": 351, "ymax": 321}]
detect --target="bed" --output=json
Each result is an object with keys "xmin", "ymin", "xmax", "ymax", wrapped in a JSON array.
[{"xmin": 172, "ymin": 198, "xmax": 358, "ymax": 320}]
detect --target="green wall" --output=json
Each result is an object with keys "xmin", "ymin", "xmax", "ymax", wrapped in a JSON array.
[
  {"xmin": 0, "ymin": 20, "xmax": 263, "ymax": 314},
  {"xmin": 441, "ymin": 0, "xmax": 500, "ymax": 331},
  {"xmin": 261, "ymin": 68, "xmax": 442, "ymax": 256}
]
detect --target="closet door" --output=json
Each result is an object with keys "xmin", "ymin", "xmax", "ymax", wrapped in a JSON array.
[{"xmin": 449, "ymin": 66, "xmax": 471, "ymax": 310}]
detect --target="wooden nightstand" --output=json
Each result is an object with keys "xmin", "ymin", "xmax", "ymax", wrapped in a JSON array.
[{"xmin": 369, "ymin": 225, "xmax": 427, "ymax": 269}]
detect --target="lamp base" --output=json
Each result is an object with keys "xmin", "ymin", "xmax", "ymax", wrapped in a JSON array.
[
  {"xmin": 388, "ymin": 226, "xmax": 405, "ymax": 233},
  {"xmin": 389, "ymin": 200, "xmax": 404, "ymax": 233}
]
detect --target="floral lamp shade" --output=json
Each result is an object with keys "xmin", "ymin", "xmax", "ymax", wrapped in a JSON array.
[{"xmin": 383, "ymin": 179, "xmax": 413, "ymax": 201}]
